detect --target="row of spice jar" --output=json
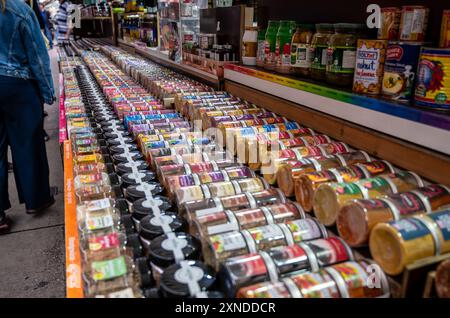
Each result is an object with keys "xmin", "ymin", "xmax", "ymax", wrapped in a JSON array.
[{"xmin": 78, "ymin": 45, "xmax": 398, "ymax": 298}]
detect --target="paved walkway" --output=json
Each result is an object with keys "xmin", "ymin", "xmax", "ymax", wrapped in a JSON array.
[{"xmin": 0, "ymin": 49, "xmax": 65, "ymax": 297}]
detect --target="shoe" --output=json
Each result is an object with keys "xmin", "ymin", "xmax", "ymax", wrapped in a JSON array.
[
  {"xmin": 26, "ymin": 197, "xmax": 55, "ymax": 215},
  {"xmin": 8, "ymin": 162, "xmax": 13, "ymax": 173},
  {"xmin": 43, "ymin": 111, "xmax": 49, "ymax": 117},
  {"xmin": 0, "ymin": 212, "xmax": 10, "ymax": 233}
]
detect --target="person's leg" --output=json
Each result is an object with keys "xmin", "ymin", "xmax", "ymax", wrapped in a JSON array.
[
  {"xmin": 0, "ymin": 78, "xmax": 12, "ymax": 231},
  {"xmin": 3, "ymin": 78, "xmax": 52, "ymax": 211}
]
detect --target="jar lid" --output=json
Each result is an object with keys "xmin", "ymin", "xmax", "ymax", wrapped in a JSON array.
[
  {"xmin": 148, "ymin": 232, "xmax": 200, "ymax": 268},
  {"xmin": 139, "ymin": 213, "xmax": 185, "ymax": 242},
  {"xmin": 132, "ymin": 196, "xmax": 172, "ymax": 221},
  {"xmin": 121, "ymin": 171, "xmax": 156, "ymax": 188},
  {"xmin": 315, "ymin": 23, "xmax": 334, "ymax": 32},
  {"xmin": 125, "ymin": 182, "xmax": 164, "ymax": 202},
  {"xmin": 296, "ymin": 23, "xmax": 316, "ymax": 31},
  {"xmin": 160, "ymin": 260, "xmax": 216, "ymax": 297},
  {"xmin": 116, "ymin": 160, "xmax": 149, "ymax": 175}
]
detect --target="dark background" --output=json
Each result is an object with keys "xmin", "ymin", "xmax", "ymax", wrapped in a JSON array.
[{"xmin": 256, "ymin": 0, "xmax": 449, "ymax": 46}]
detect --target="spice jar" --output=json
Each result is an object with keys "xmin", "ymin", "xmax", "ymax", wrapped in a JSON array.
[
  {"xmin": 291, "ymin": 24, "xmax": 316, "ymax": 77},
  {"xmin": 369, "ymin": 209, "xmax": 450, "ymax": 275},
  {"xmin": 275, "ymin": 21, "xmax": 295, "ymax": 74},
  {"xmin": 203, "ymin": 219, "xmax": 326, "ymax": 271},
  {"xmin": 313, "ymin": 172, "xmax": 423, "ymax": 227},
  {"xmin": 337, "ymin": 191, "xmax": 430, "ymax": 247},
  {"xmin": 295, "ymin": 160, "xmax": 393, "ymax": 212},
  {"xmin": 138, "ymin": 213, "xmax": 185, "ymax": 252},
  {"xmin": 184, "ymin": 188, "xmax": 287, "ymax": 223},
  {"xmin": 326, "ymin": 23, "xmax": 358, "ymax": 86},
  {"xmin": 256, "ymin": 29, "xmax": 266, "ymax": 67},
  {"xmin": 264, "ymin": 21, "xmax": 280, "ymax": 70},
  {"xmin": 192, "ymin": 202, "xmax": 305, "ymax": 239},
  {"xmin": 311, "ymin": 23, "xmax": 334, "ymax": 81},
  {"xmin": 242, "ymin": 27, "xmax": 258, "ymax": 66}
]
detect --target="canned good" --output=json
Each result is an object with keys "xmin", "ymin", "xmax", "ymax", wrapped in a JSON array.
[
  {"xmin": 415, "ymin": 47, "xmax": 450, "ymax": 110},
  {"xmin": 353, "ymin": 39, "xmax": 387, "ymax": 95},
  {"xmin": 399, "ymin": 6, "xmax": 429, "ymax": 41},
  {"xmin": 370, "ymin": 209, "xmax": 450, "ymax": 275},
  {"xmin": 313, "ymin": 172, "xmax": 423, "ymax": 226},
  {"xmin": 377, "ymin": 7, "xmax": 401, "ymax": 40},
  {"xmin": 382, "ymin": 42, "xmax": 423, "ymax": 102}
]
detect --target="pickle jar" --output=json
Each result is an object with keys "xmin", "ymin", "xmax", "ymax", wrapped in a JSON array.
[
  {"xmin": 264, "ymin": 21, "xmax": 281, "ymax": 70},
  {"xmin": 291, "ymin": 24, "xmax": 316, "ymax": 77},
  {"xmin": 326, "ymin": 23, "xmax": 359, "ymax": 86},
  {"xmin": 311, "ymin": 23, "xmax": 334, "ymax": 81}
]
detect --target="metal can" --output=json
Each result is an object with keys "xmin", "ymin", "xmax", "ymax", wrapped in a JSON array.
[
  {"xmin": 377, "ymin": 7, "xmax": 401, "ymax": 41},
  {"xmin": 382, "ymin": 41, "xmax": 423, "ymax": 102},
  {"xmin": 415, "ymin": 47, "xmax": 450, "ymax": 110},
  {"xmin": 399, "ymin": 6, "xmax": 429, "ymax": 41}
]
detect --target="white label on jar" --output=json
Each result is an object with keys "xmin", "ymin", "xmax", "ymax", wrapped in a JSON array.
[
  {"xmin": 295, "ymin": 44, "xmax": 314, "ymax": 68},
  {"xmin": 207, "ymin": 221, "xmax": 239, "ymax": 236},
  {"xmin": 141, "ymin": 198, "xmax": 164, "ymax": 209},
  {"xmin": 130, "ymin": 172, "xmax": 147, "ymax": 181},
  {"xmin": 86, "ymin": 214, "xmax": 114, "ymax": 230},
  {"xmin": 287, "ymin": 219, "xmax": 322, "ymax": 241},
  {"xmin": 411, "ymin": 10, "xmax": 426, "ymax": 34},
  {"xmin": 216, "ymin": 232, "xmax": 248, "ymax": 252},
  {"xmin": 137, "ymin": 183, "xmax": 156, "ymax": 199},
  {"xmin": 150, "ymin": 215, "xmax": 174, "ymax": 234},
  {"xmin": 321, "ymin": 49, "xmax": 328, "ymax": 65},
  {"xmin": 342, "ymin": 50, "xmax": 356, "ymax": 69},
  {"xmin": 174, "ymin": 261, "xmax": 203, "ymax": 295},
  {"xmin": 124, "ymin": 161, "xmax": 141, "ymax": 168},
  {"xmin": 161, "ymin": 234, "xmax": 188, "ymax": 257},
  {"xmin": 86, "ymin": 198, "xmax": 112, "ymax": 212}
]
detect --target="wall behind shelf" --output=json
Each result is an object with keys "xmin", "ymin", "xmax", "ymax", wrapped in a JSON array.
[{"xmin": 257, "ymin": 0, "xmax": 449, "ymax": 46}]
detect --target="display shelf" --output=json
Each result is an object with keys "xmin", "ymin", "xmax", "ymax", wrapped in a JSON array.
[
  {"xmin": 224, "ymin": 64, "xmax": 450, "ymax": 156},
  {"xmin": 81, "ymin": 16, "xmax": 112, "ymax": 20},
  {"xmin": 131, "ymin": 44, "xmax": 222, "ymax": 87},
  {"xmin": 63, "ymin": 140, "xmax": 84, "ymax": 298}
]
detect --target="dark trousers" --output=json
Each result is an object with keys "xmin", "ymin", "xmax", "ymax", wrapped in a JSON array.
[{"xmin": 0, "ymin": 75, "xmax": 51, "ymax": 211}]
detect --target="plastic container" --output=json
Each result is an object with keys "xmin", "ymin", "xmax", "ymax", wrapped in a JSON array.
[
  {"xmin": 192, "ymin": 202, "xmax": 305, "ymax": 239},
  {"xmin": 184, "ymin": 188, "xmax": 287, "ymax": 224},
  {"xmin": 291, "ymin": 24, "xmax": 316, "ymax": 77},
  {"xmin": 311, "ymin": 23, "xmax": 334, "ymax": 81},
  {"xmin": 313, "ymin": 172, "xmax": 423, "ymax": 226},
  {"xmin": 326, "ymin": 23, "xmax": 359, "ymax": 86},
  {"xmin": 296, "ymin": 160, "xmax": 394, "ymax": 212},
  {"xmin": 256, "ymin": 28, "xmax": 267, "ymax": 67},
  {"xmin": 370, "ymin": 209, "xmax": 450, "ymax": 275},
  {"xmin": 275, "ymin": 21, "xmax": 295, "ymax": 74},
  {"xmin": 203, "ymin": 219, "xmax": 327, "ymax": 271},
  {"xmin": 264, "ymin": 21, "xmax": 280, "ymax": 70},
  {"xmin": 242, "ymin": 27, "xmax": 258, "ymax": 66}
]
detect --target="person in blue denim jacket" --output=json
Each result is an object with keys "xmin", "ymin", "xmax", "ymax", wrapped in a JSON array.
[{"xmin": 0, "ymin": 0, "xmax": 56, "ymax": 232}]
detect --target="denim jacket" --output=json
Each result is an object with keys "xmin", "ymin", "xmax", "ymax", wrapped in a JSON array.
[{"xmin": 0, "ymin": 0, "xmax": 55, "ymax": 104}]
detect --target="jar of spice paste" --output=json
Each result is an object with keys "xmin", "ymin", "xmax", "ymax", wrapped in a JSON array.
[
  {"xmin": 192, "ymin": 202, "xmax": 305, "ymax": 239},
  {"xmin": 174, "ymin": 177, "xmax": 269, "ymax": 209},
  {"xmin": 236, "ymin": 280, "xmax": 296, "ymax": 298},
  {"xmin": 412, "ymin": 184, "xmax": 450, "ymax": 211},
  {"xmin": 275, "ymin": 21, "xmax": 295, "ymax": 74},
  {"xmin": 370, "ymin": 209, "xmax": 450, "ymax": 275},
  {"xmin": 203, "ymin": 219, "xmax": 326, "ymax": 271},
  {"xmin": 313, "ymin": 172, "xmax": 423, "ymax": 227},
  {"xmin": 311, "ymin": 23, "xmax": 334, "ymax": 81},
  {"xmin": 184, "ymin": 188, "xmax": 287, "ymax": 224},
  {"xmin": 264, "ymin": 21, "xmax": 280, "ymax": 70},
  {"xmin": 296, "ymin": 160, "xmax": 394, "ymax": 213},
  {"xmin": 291, "ymin": 24, "xmax": 316, "ymax": 77},
  {"xmin": 326, "ymin": 23, "xmax": 358, "ymax": 86}
]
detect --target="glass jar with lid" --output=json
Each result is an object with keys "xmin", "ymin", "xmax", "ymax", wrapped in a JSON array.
[
  {"xmin": 326, "ymin": 23, "xmax": 359, "ymax": 86},
  {"xmin": 311, "ymin": 23, "xmax": 334, "ymax": 81},
  {"xmin": 291, "ymin": 24, "xmax": 316, "ymax": 77}
]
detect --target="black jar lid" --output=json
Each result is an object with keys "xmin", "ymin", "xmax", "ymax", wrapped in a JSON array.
[
  {"xmin": 126, "ymin": 182, "xmax": 164, "ymax": 202},
  {"xmin": 107, "ymin": 136, "xmax": 134, "ymax": 147},
  {"xmin": 112, "ymin": 151, "xmax": 144, "ymax": 164},
  {"xmin": 121, "ymin": 171, "xmax": 156, "ymax": 188},
  {"xmin": 131, "ymin": 196, "xmax": 172, "ymax": 221},
  {"xmin": 139, "ymin": 213, "xmax": 185, "ymax": 242},
  {"xmin": 160, "ymin": 260, "xmax": 216, "ymax": 298},
  {"xmin": 116, "ymin": 160, "xmax": 149, "ymax": 176},
  {"xmin": 109, "ymin": 143, "xmax": 138, "ymax": 155}
]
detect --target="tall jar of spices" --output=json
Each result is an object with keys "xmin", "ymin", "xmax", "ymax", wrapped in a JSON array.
[
  {"xmin": 242, "ymin": 27, "xmax": 258, "ymax": 65},
  {"xmin": 291, "ymin": 24, "xmax": 316, "ymax": 77},
  {"xmin": 256, "ymin": 28, "xmax": 267, "ymax": 67},
  {"xmin": 311, "ymin": 23, "xmax": 334, "ymax": 81},
  {"xmin": 326, "ymin": 23, "xmax": 358, "ymax": 86},
  {"xmin": 264, "ymin": 21, "xmax": 280, "ymax": 70},
  {"xmin": 275, "ymin": 21, "xmax": 295, "ymax": 74}
]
